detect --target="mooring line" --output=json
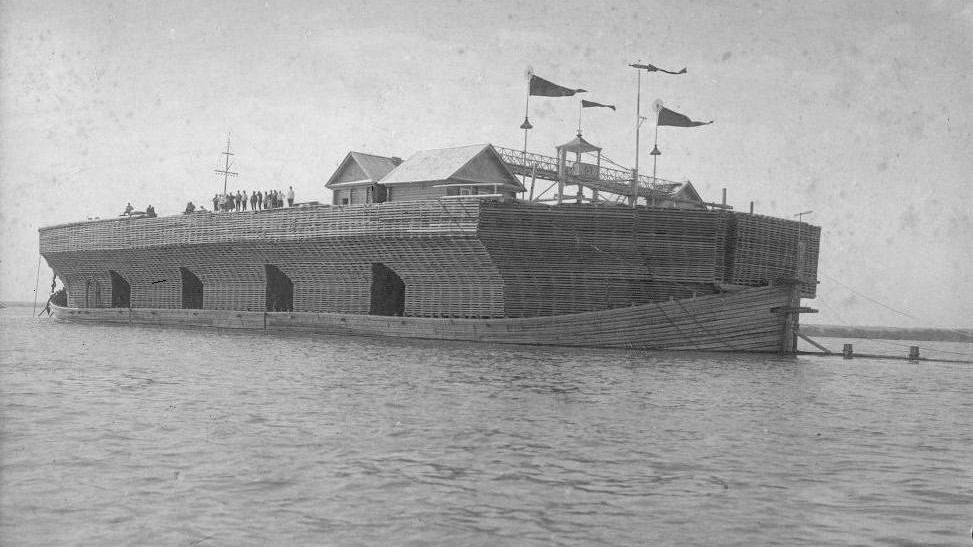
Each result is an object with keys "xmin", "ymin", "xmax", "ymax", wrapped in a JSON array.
[
  {"xmin": 31, "ymin": 255, "xmax": 41, "ymax": 316},
  {"xmin": 819, "ymin": 270, "xmax": 972, "ymax": 341}
]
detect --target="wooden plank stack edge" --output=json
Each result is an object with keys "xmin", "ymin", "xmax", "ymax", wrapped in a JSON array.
[{"xmin": 40, "ymin": 200, "xmax": 820, "ymax": 318}]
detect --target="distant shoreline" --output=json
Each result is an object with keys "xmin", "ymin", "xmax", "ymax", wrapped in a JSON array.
[{"xmin": 801, "ymin": 324, "xmax": 973, "ymax": 343}]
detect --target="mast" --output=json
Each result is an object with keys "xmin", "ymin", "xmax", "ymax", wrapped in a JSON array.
[
  {"xmin": 632, "ymin": 66, "xmax": 642, "ymax": 207},
  {"xmin": 214, "ymin": 136, "xmax": 238, "ymax": 194}
]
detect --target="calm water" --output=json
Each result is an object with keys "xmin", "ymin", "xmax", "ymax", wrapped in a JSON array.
[{"xmin": 1, "ymin": 306, "xmax": 971, "ymax": 546}]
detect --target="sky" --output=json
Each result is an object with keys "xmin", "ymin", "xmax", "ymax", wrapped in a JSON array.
[{"xmin": 1, "ymin": 0, "xmax": 971, "ymax": 328}]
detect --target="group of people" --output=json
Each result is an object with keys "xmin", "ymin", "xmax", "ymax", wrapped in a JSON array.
[
  {"xmin": 211, "ymin": 187, "xmax": 296, "ymax": 213},
  {"xmin": 122, "ymin": 186, "xmax": 298, "ymax": 218},
  {"xmin": 121, "ymin": 202, "xmax": 157, "ymax": 218}
]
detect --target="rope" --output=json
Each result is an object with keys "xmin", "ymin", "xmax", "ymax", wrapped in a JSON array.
[
  {"xmin": 818, "ymin": 270, "xmax": 973, "ymax": 341},
  {"xmin": 599, "ymin": 153, "xmax": 631, "ymax": 171},
  {"xmin": 32, "ymin": 255, "xmax": 41, "ymax": 316}
]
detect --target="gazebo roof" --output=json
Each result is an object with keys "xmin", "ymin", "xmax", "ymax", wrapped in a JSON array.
[{"xmin": 556, "ymin": 133, "xmax": 601, "ymax": 154}]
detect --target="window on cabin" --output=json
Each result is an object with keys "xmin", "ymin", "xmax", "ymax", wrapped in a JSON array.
[
  {"xmin": 446, "ymin": 187, "xmax": 459, "ymax": 196},
  {"xmin": 460, "ymin": 187, "xmax": 472, "ymax": 196}
]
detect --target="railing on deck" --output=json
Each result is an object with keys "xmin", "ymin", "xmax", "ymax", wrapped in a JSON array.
[{"xmin": 494, "ymin": 145, "xmax": 682, "ymax": 200}]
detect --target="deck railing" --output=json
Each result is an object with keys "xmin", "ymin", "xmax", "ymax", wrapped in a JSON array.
[{"xmin": 494, "ymin": 145, "xmax": 682, "ymax": 199}]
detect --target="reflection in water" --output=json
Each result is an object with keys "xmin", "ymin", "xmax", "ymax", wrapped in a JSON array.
[{"xmin": 1, "ymin": 306, "xmax": 971, "ymax": 546}]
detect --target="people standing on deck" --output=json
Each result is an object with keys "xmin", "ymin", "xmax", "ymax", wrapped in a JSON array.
[
  {"xmin": 192, "ymin": 189, "xmax": 306, "ymax": 214},
  {"xmin": 184, "ymin": 201, "xmax": 196, "ymax": 214},
  {"xmin": 145, "ymin": 205, "xmax": 156, "ymax": 218},
  {"xmin": 123, "ymin": 203, "xmax": 134, "ymax": 216}
]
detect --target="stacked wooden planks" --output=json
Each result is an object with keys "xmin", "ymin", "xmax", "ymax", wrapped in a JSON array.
[
  {"xmin": 728, "ymin": 214, "xmax": 821, "ymax": 297},
  {"xmin": 42, "ymin": 201, "xmax": 508, "ymax": 317},
  {"xmin": 41, "ymin": 199, "xmax": 822, "ymax": 319},
  {"xmin": 477, "ymin": 202, "xmax": 727, "ymax": 317},
  {"xmin": 39, "ymin": 201, "xmax": 482, "ymax": 253}
]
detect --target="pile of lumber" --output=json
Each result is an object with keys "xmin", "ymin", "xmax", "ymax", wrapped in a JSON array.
[{"xmin": 41, "ymin": 199, "xmax": 822, "ymax": 318}]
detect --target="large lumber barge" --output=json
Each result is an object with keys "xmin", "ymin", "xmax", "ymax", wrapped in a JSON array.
[{"xmin": 40, "ymin": 180, "xmax": 820, "ymax": 352}]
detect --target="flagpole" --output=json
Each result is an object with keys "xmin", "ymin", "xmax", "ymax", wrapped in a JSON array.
[
  {"xmin": 652, "ymin": 123, "xmax": 659, "ymax": 181},
  {"xmin": 633, "ymin": 66, "xmax": 641, "ymax": 208},
  {"xmin": 523, "ymin": 89, "xmax": 529, "ymax": 188},
  {"xmin": 520, "ymin": 79, "xmax": 532, "ymax": 197},
  {"xmin": 578, "ymin": 100, "xmax": 583, "ymax": 135}
]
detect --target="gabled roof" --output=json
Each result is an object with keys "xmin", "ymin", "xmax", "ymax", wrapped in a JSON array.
[
  {"xmin": 325, "ymin": 151, "xmax": 401, "ymax": 189},
  {"xmin": 671, "ymin": 180, "xmax": 703, "ymax": 203},
  {"xmin": 380, "ymin": 144, "xmax": 525, "ymax": 191},
  {"xmin": 669, "ymin": 180, "xmax": 707, "ymax": 209}
]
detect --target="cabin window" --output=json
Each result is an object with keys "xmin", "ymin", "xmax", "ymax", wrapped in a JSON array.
[
  {"xmin": 180, "ymin": 267, "xmax": 204, "ymax": 309},
  {"xmin": 446, "ymin": 187, "xmax": 459, "ymax": 196},
  {"xmin": 366, "ymin": 186, "xmax": 373, "ymax": 203},
  {"xmin": 370, "ymin": 262, "xmax": 405, "ymax": 316},
  {"xmin": 265, "ymin": 265, "xmax": 294, "ymax": 312},
  {"xmin": 109, "ymin": 270, "xmax": 130, "ymax": 308},
  {"xmin": 460, "ymin": 187, "xmax": 472, "ymax": 196},
  {"xmin": 336, "ymin": 189, "xmax": 351, "ymax": 205}
]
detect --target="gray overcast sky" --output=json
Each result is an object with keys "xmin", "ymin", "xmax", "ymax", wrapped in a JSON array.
[{"xmin": 2, "ymin": 0, "xmax": 971, "ymax": 328}]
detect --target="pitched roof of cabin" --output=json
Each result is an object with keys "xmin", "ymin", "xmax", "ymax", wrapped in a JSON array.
[
  {"xmin": 666, "ymin": 180, "xmax": 707, "ymax": 208},
  {"xmin": 379, "ymin": 144, "xmax": 525, "ymax": 191},
  {"xmin": 325, "ymin": 151, "xmax": 401, "ymax": 189}
]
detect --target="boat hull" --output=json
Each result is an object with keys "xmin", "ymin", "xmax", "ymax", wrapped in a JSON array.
[{"xmin": 50, "ymin": 285, "xmax": 794, "ymax": 352}]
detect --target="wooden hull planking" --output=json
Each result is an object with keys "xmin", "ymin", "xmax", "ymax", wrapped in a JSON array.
[{"xmin": 50, "ymin": 285, "xmax": 793, "ymax": 352}]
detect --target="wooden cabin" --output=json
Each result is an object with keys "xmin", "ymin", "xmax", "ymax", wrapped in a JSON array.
[
  {"xmin": 326, "ymin": 144, "xmax": 525, "ymax": 204},
  {"xmin": 325, "ymin": 151, "xmax": 402, "ymax": 205}
]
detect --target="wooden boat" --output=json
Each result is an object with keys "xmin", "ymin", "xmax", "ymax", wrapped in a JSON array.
[
  {"xmin": 49, "ymin": 284, "xmax": 793, "ymax": 351},
  {"xmin": 39, "ymin": 143, "xmax": 820, "ymax": 353}
]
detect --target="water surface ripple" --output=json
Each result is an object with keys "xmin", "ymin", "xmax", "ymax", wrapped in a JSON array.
[{"xmin": 1, "ymin": 307, "xmax": 971, "ymax": 546}]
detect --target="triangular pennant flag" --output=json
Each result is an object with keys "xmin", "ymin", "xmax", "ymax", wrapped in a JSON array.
[
  {"xmin": 657, "ymin": 106, "xmax": 712, "ymax": 127},
  {"xmin": 581, "ymin": 99, "xmax": 616, "ymax": 111},
  {"xmin": 529, "ymin": 74, "xmax": 587, "ymax": 97}
]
